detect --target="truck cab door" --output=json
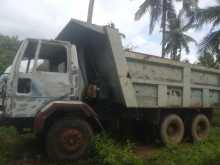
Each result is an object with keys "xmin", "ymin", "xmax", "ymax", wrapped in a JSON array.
[
  {"xmin": 11, "ymin": 39, "xmax": 78, "ymax": 117},
  {"xmin": 10, "ymin": 39, "xmax": 38, "ymax": 117},
  {"xmin": 32, "ymin": 40, "xmax": 73, "ymax": 100}
]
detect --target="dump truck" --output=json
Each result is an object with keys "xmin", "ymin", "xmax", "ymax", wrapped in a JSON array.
[{"xmin": 0, "ymin": 19, "xmax": 218, "ymax": 160}]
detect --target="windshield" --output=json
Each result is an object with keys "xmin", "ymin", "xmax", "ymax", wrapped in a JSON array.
[{"xmin": 2, "ymin": 59, "xmax": 46, "ymax": 75}]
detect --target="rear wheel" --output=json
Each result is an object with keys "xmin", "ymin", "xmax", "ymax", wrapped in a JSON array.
[
  {"xmin": 191, "ymin": 114, "xmax": 210, "ymax": 142},
  {"xmin": 160, "ymin": 114, "xmax": 184, "ymax": 145},
  {"xmin": 46, "ymin": 117, "xmax": 93, "ymax": 161}
]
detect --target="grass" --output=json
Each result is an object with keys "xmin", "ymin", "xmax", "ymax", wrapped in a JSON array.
[
  {"xmin": 89, "ymin": 134, "xmax": 144, "ymax": 165},
  {"xmin": 0, "ymin": 111, "xmax": 220, "ymax": 164},
  {"xmin": 146, "ymin": 127, "xmax": 220, "ymax": 165},
  {"xmin": 145, "ymin": 110, "xmax": 220, "ymax": 165}
]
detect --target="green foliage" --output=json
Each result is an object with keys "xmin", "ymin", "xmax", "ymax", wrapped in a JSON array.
[
  {"xmin": 135, "ymin": 0, "xmax": 198, "ymax": 58},
  {"xmin": 198, "ymin": 51, "xmax": 219, "ymax": 68},
  {"xmin": 189, "ymin": 1, "xmax": 220, "ymax": 55},
  {"xmin": 135, "ymin": 0, "xmax": 198, "ymax": 34},
  {"xmin": 165, "ymin": 13, "xmax": 197, "ymax": 61},
  {"xmin": 146, "ymin": 127, "xmax": 220, "ymax": 165},
  {"xmin": 1, "ymin": 113, "xmax": 220, "ymax": 165},
  {"xmin": 0, "ymin": 35, "xmax": 20, "ymax": 73},
  {"xmin": 0, "ymin": 127, "xmax": 43, "ymax": 165},
  {"xmin": 212, "ymin": 109, "xmax": 220, "ymax": 127},
  {"xmin": 90, "ymin": 134, "xmax": 144, "ymax": 165}
]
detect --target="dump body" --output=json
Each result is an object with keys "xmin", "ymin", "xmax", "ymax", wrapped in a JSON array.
[
  {"xmin": 57, "ymin": 19, "xmax": 220, "ymax": 109},
  {"xmin": 125, "ymin": 51, "xmax": 220, "ymax": 108}
]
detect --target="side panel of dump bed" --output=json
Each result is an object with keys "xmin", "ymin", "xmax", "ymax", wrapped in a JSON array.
[
  {"xmin": 125, "ymin": 51, "xmax": 220, "ymax": 108},
  {"xmin": 57, "ymin": 19, "xmax": 137, "ymax": 107},
  {"xmin": 104, "ymin": 28, "xmax": 137, "ymax": 107}
]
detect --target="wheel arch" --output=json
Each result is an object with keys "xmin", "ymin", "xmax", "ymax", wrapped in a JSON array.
[{"xmin": 33, "ymin": 101, "xmax": 103, "ymax": 135}]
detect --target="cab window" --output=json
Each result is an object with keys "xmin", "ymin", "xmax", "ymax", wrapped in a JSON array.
[
  {"xmin": 36, "ymin": 43, "xmax": 67, "ymax": 73},
  {"xmin": 19, "ymin": 40, "xmax": 37, "ymax": 73}
]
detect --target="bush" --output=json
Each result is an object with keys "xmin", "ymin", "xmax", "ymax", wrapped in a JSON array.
[{"xmin": 90, "ymin": 134, "xmax": 144, "ymax": 165}]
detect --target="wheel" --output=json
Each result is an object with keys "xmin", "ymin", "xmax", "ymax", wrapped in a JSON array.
[
  {"xmin": 1, "ymin": 82, "xmax": 6, "ymax": 109},
  {"xmin": 191, "ymin": 114, "xmax": 210, "ymax": 142},
  {"xmin": 160, "ymin": 114, "xmax": 184, "ymax": 145},
  {"xmin": 46, "ymin": 117, "xmax": 93, "ymax": 161}
]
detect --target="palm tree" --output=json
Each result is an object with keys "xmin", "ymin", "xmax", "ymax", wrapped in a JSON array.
[
  {"xmin": 164, "ymin": 14, "xmax": 197, "ymax": 60},
  {"xmin": 190, "ymin": 0, "xmax": 220, "ymax": 55},
  {"xmin": 180, "ymin": 0, "xmax": 199, "ymax": 16},
  {"xmin": 198, "ymin": 51, "xmax": 219, "ymax": 68},
  {"xmin": 135, "ymin": 0, "xmax": 198, "ymax": 58}
]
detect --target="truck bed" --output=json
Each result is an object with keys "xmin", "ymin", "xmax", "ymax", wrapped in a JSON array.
[
  {"xmin": 57, "ymin": 19, "xmax": 220, "ymax": 109},
  {"xmin": 125, "ymin": 51, "xmax": 220, "ymax": 108}
]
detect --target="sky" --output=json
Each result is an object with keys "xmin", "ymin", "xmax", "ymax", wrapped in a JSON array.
[{"xmin": 0, "ymin": 0, "xmax": 217, "ymax": 63}]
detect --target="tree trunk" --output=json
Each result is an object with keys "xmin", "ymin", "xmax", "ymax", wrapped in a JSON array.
[
  {"xmin": 179, "ymin": 47, "xmax": 182, "ymax": 61},
  {"xmin": 87, "ymin": 0, "xmax": 95, "ymax": 24},
  {"xmin": 161, "ymin": 0, "xmax": 167, "ymax": 58}
]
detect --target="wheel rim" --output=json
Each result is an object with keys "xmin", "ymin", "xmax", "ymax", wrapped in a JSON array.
[
  {"xmin": 196, "ymin": 120, "xmax": 208, "ymax": 139},
  {"xmin": 59, "ymin": 128, "xmax": 86, "ymax": 153},
  {"xmin": 167, "ymin": 120, "xmax": 181, "ymax": 142}
]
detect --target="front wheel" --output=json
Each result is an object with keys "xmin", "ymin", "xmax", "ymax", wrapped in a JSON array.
[
  {"xmin": 1, "ymin": 82, "xmax": 6, "ymax": 110},
  {"xmin": 160, "ymin": 114, "xmax": 184, "ymax": 145},
  {"xmin": 46, "ymin": 117, "xmax": 93, "ymax": 161}
]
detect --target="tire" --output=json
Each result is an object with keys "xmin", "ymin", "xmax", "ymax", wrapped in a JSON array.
[
  {"xmin": 46, "ymin": 117, "xmax": 93, "ymax": 161},
  {"xmin": 191, "ymin": 114, "xmax": 210, "ymax": 142},
  {"xmin": 160, "ymin": 114, "xmax": 184, "ymax": 145},
  {"xmin": 1, "ymin": 82, "xmax": 6, "ymax": 109}
]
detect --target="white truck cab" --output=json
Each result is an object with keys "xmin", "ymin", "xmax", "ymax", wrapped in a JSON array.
[{"xmin": 4, "ymin": 39, "xmax": 80, "ymax": 118}]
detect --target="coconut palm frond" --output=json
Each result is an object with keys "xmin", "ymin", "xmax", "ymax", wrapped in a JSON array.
[
  {"xmin": 135, "ymin": 0, "xmax": 162, "ymax": 34},
  {"xmin": 182, "ymin": 37, "xmax": 190, "ymax": 54},
  {"xmin": 164, "ymin": 11, "xmax": 196, "ymax": 59},
  {"xmin": 149, "ymin": 1, "xmax": 163, "ymax": 33},
  {"xmin": 199, "ymin": 30, "xmax": 220, "ymax": 54},
  {"xmin": 135, "ymin": 0, "xmax": 198, "ymax": 58},
  {"xmin": 180, "ymin": 0, "xmax": 199, "ymax": 17},
  {"xmin": 183, "ymin": 34, "xmax": 197, "ymax": 44},
  {"xmin": 135, "ymin": 0, "xmax": 151, "ymax": 21},
  {"xmin": 194, "ymin": 6, "xmax": 220, "ymax": 28},
  {"xmin": 210, "ymin": 17, "xmax": 220, "ymax": 32}
]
